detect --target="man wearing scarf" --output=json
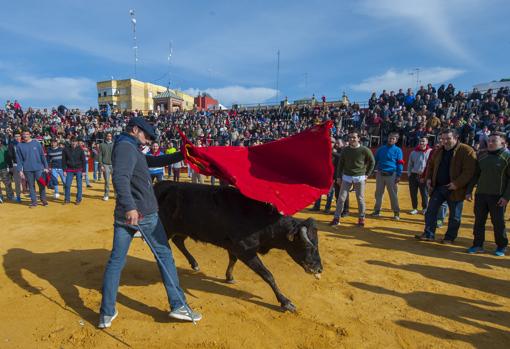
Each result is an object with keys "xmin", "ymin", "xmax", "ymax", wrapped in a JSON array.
[{"xmin": 407, "ymin": 136, "xmax": 432, "ymax": 215}]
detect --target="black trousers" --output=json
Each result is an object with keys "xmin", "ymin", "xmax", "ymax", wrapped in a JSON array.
[
  {"xmin": 408, "ymin": 173, "xmax": 428, "ymax": 210},
  {"xmin": 473, "ymin": 194, "xmax": 508, "ymax": 249}
]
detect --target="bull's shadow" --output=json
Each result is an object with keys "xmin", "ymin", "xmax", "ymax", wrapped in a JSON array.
[{"xmin": 2, "ymin": 248, "xmax": 272, "ymax": 325}]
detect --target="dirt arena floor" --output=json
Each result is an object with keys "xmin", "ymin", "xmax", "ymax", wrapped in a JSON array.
[{"xmin": 1, "ymin": 177, "xmax": 509, "ymax": 349}]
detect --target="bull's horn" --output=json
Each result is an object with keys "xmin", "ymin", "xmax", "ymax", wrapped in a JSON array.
[{"xmin": 300, "ymin": 226, "xmax": 313, "ymax": 246}]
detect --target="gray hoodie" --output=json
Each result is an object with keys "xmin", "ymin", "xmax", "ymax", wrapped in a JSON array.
[{"xmin": 407, "ymin": 147, "xmax": 432, "ymax": 175}]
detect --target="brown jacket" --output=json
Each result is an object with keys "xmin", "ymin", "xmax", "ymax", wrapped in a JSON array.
[{"xmin": 425, "ymin": 142, "xmax": 477, "ymax": 201}]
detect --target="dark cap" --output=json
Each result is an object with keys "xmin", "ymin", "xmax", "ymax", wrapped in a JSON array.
[{"xmin": 128, "ymin": 117, "xmax": 157, "ymax": 140}]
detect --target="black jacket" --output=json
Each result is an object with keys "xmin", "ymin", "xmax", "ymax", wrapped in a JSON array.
[
  {"xmin": 7, "ymin": 142, "xmax": 17, "ymax": 164},
  {"xmin": 62, "ymin": 145, "xmax": 86, "ymax": 171}
]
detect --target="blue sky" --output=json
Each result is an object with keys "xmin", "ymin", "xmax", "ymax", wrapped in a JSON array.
[{"xmin": 0, "ymin": 0, "xmax": 509, "ymax": 108}]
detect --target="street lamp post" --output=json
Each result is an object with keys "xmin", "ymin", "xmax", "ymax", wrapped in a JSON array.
[{"xmin": 129, "ymin": 9, "xmax": 138, "ymax": 78}]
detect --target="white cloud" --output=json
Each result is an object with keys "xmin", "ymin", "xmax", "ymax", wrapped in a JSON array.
[
  {"xmin": 0, "ymin": 74, "xmax": 96, "ymax": 109},
  {"xmin": 184, "ymin": 86, "xmax": 278, "ymax": 106},
  {"xmin": 351, "ymin": 67, "xmax": 465, "ymax": 92},
  {"xmin": 358, "ymin": 0, "xmax": 480, "ymax": 63}
]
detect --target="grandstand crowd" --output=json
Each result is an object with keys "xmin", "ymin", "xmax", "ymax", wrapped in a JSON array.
[{"xmin": 1, "ymin": 82, "xmax": 510, "ymax": 256}]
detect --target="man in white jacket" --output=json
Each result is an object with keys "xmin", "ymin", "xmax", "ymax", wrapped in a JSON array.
[{"xmin": 407, "ymin": 136, "xmax": 432, "ymax": 215}]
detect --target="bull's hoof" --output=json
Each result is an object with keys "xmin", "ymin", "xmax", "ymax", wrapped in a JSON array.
[
  {"xmin": 192, "ymin": 265, "xmax": 200, "ymax": 272},
  {"xmin": 282, "ymin": 302, "xmax": 297, "ymax": 313},
  {"xmin": 225, "ymin": 278, "xmax": 236, "ymax": 284}
]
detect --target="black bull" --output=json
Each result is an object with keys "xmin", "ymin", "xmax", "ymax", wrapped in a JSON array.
[{"xmin": 154, "ymin": 181, "xmax": 323, "ymax": 312}]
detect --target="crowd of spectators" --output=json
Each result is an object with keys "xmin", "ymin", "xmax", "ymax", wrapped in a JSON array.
[
  {"xmin": 0, "ymin": 82, "xmax": 509, "ymax": 206},
  {"xmin": 1, "ymin": 83, "xmax": 509, "ymax": 150}
]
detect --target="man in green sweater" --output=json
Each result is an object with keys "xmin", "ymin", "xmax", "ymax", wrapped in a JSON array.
[
  {"xmin": 330, "ymin": 131, "xmax": 375, "ymax": 227},
  {"xmin": 466, "ymin": 132, "xmax": 510, "ymax": 256}
]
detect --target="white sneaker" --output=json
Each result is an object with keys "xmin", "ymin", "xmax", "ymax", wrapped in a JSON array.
[
  {"xmin": 54, "ymin": 193, "xmax": 60, "ymax": 199},
  {"xmin": 169, "ymin": 306, "xmax": 202, "ymax": 322},
  {"xmin": 103, "ymin": 196, "xmax": 109, "ymax": 201},
  {"xmin": 422, "ymin": 209, "xmax": 427, "ymax": 215},
  {"xmin": 409, "ymin": 209, "xmax": 418, "ymax": 215},
  {"xmin": 98, "ymin": 310, "xmax": 118, "ymax": 329}
]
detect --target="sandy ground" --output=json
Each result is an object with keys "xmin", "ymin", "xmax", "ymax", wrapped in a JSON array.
[{"xmin": 1, "ymin": 177, "xmax": 509, "ymax": 349}]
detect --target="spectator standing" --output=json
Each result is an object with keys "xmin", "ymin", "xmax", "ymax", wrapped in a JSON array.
[
  {"xmin": 165, "ymin": 141, "xmax": 177, "ymax": 179},
  {"xmin": 0, "ymin": 138, "xmax": 13, "ymax": 202},
  {"xmin": 466, "ymin": 132, "xmax": 509, "ymax": 256},
  {"xmin": 372, "ymin": 132, "xmax": 404, "ymax": 220},
  {"xmin": 407, "ymin": 136, "xmax": 432, "ymax": 214},
  {"xmin": 313, "ymin": 138, "xmax": 350, "ymax": 215},
  {"xmin": 91, "ymin": 141, "xmax": 102, "ymax": 182},
  {"xmin": 330, "ymin": 131, "xmax": 375, "ymax": 226},
  {"xmin": 46, "ymin": 139, "xmax": 66, "ymax": 199},
  {"xmin": 80, "ymin": 140, "xmax": 92, "ymax": 188},
  {"xmin": 63, "ymin": 137, "xmax": 86, "ymax": 205},
  {"xmin": 7, "ymin": 132, "xmax": 22, "ymax": 202},
  {"xmin": 99, "ymin": 133, "xmax": 114, "ymax": 201},
  {"xmin": 171, "ymin": 159, "xmax": 183, "ymax": 182},
  {"xmin": 147, "ymin": 142, "xmax": 165, "ymax": 183},
  {"xmin": 16, "ymin": 130, "xmax": 49, "ymax": 208},
  {"xmin": 415, "ymin": 129, "xmax": 476, "ymax": 243}
]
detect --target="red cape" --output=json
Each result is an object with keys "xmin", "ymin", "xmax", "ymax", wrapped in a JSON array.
[{"xmin": 180, "ymin": 121, "xmax": 334, "ymax": 215}]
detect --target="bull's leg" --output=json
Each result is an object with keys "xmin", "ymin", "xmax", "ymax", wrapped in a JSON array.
[
  {"xmin": 238, "ymin": 254, "xmax": 296, "ymax": 312},
  {"xmin": 171, "ymin": 235, "xmax": 200, "ymax": 271},
  {"xmin": 225, "ymin": 252, "xmax": 238, "ymax": 284}
]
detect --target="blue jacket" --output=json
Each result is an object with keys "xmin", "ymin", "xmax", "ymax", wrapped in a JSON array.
[
  {"xmin": 16, "ymin": 140, "xmax": 48, "ymax": 172},
  {"xmin": 375, "ymin": 144, "xmax": 404, "ymax": 177}
]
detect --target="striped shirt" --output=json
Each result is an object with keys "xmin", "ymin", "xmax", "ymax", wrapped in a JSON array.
[{"xmin": 47, "ymin": 146, "xmax": 64, "ymax": 169}]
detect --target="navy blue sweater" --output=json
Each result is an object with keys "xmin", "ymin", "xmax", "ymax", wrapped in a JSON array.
[
  {"xmin": 47, "ymin": 146, "xmax": 64, "ymax": 169},
  {"xmin": 16, "ymin": 140, "xmax": 48, "ymax": 172}
]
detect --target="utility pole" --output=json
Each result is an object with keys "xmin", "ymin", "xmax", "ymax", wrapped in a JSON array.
[
  {"xmin": 129, "ymin": 10, "xmax": 138, "ymax": 78},
  {"xmin": 409, "ymin": 68, "xmax": 420, "ymax": 91},
  {"xmin": 167, "ymin": 41, "xmax": 173, "ymax": 88},
  {"xmin": 275, "ymin": 49, "xmax": 280, "ymax": 104}
]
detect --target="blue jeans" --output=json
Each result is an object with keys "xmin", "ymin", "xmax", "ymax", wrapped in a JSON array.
[
  {"xmin": 24, "ymin": 170, "xmax": 46, "ymax": 204},
  {"xmin": 424, "ymin": 186, "xmax": 464, "ymax": 240},
  {"xmin": 93, "ymin": 161, "xmax": 101, "ymax": 181},
  {"xmin": 83, "ymin": 163, "xmax": 91, "ymax": 186},
  {"xmin": 150, "ymin": 172, "xmax": 164, "ymax": 183},
  {"xmin": 438, "ymin": 202, "xmax": 448, "ymax": 221},
  {"xmin": 313, "ymin": 184, "xmax": 341, "ymax": 211},
  {"xmin": 65, "ymin": 171, "xmax": 83, "ymax": 202},
  {"xmin": 51, "ymin": 168, "xmax": 66, "ymax": 195},
  {"xmin": 100, "ymin": 213, "xmax": 186, "ymax": 316}
]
